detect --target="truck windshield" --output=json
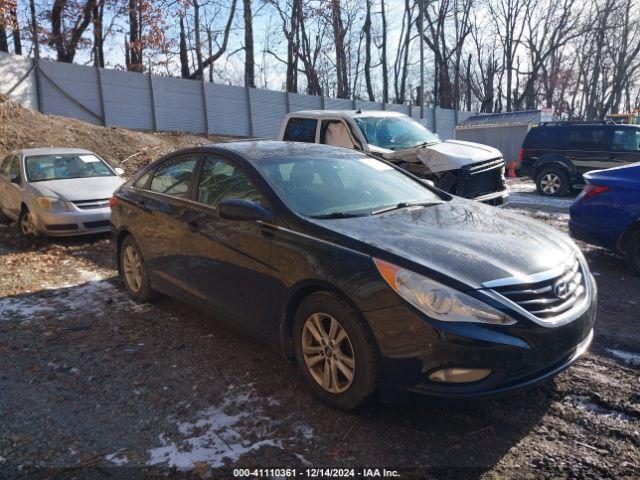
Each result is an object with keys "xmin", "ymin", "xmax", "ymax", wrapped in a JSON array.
[
  {"xmin": 256, "ymin": 153, "xmax": 441, "ymax": 218},
  {"xmin": 354, "ymin": 115, "xmax": 440, "ymax": 150}
]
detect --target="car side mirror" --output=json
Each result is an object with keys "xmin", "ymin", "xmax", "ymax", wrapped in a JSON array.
[
  {"xmin": 218, "ymin": 199, "xmax": 273, "ymax": 222},
  {"xmin": 114, "ymin": 167, "xmax": 125, "ymax": 176},
  {"xmin": 9, "ymin": 173, "xmax": 20, "ymax": 184}
]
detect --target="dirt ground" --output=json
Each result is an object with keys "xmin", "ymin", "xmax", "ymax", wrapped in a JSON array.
[{"xmin": 0, "ymin": 186, "xmax": 639, "ymax": 479}]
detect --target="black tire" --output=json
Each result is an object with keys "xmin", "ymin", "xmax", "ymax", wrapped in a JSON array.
[
  {"xmin": 625, "ymin": 230, "xmax": 640, "ymax": 276},
  {"xmin": 17, "ymin": 208, "xmax": 40, "ymax": 236},
  {"xmin": 292, "ymin": 291, "xmax": 378, "ymax": 411},
  {"xmin": 119, "ymin": 235, "xmax": 158, "ymax": 302},
  {"xmin": 535, "ymin": 166, "xmax": 569, "ymax": 197}
]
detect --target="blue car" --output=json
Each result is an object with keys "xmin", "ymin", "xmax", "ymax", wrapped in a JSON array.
[{"xmin": 569, "ymin": 162, "xmax": 640, "ymax": 274}]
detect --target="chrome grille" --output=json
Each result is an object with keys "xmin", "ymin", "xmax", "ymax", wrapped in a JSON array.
[
  {"xmin": 72, "ymin": 199, "xmax": 110, "ymax": 210},
  {"xmin": 490, "ymin": 258, "xmax": 587, "ymax": 321}
]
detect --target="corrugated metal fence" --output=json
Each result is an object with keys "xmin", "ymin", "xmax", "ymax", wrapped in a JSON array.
[{"xmin": 0, "ymin": 52, "xmax": 474, "ymax": 140}]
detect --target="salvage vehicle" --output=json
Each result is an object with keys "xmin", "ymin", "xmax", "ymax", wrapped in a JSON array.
[
  {"xmin": 279, "ymin": 110, "xmax": 509, "ymax": 205},
  {"xmin": 111, "ymin": 141, "xmax": 596, "ymax": 410},
  {"xmin": 0, "ymin": 148, "xmax": 125, "ymax": 236},
  {"xmin": 570, "ymin": 162, "xmax": 640, "ymax": 275},
  {"xmin": 520, "ymin": 121, "xmax": 640, "ymax": 196}
]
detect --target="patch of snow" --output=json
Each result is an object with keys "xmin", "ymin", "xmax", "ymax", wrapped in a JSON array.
[
  {"xmin": 607, "ymin": 349, "xmax": 640, "ymax": 368},
  {"xmin": 105, "ymin": 451, "xmax": 129, "ymax": 466},
  {"xmin": 147, "ymin": 391, "xmax": 284, "ymax": 471},
  {"xmin": 0, "ymin": 275, "xmax": 151, "ymax": 322},
  {"xmin": 567, "ymin": 395, "xmax": 633, "ymax": 422}
]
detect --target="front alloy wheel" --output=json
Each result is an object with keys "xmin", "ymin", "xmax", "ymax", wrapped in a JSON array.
[
  {"xmin": 122, "ymin": 244, "xmax": 143, "ymax": 293},
  {"xmin": 19, "ymin": 210, "xmax": 38, "ymax": 236},
  {"xmin": 302, "ymin": 313, "xmax": 356, "ymax": 394},
  {"xmin": 293, "ymin": 292, "xmax": 377, "ymax": 411}
]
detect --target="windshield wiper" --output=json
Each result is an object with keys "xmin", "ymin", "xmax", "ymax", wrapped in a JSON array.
[
  {"xmin": 309, "ymin": 211, "xmax": 369, "ymax": 219},
  {"xmin": 371, "ymin": 200, "xmax": 441, "ymax": 215}
]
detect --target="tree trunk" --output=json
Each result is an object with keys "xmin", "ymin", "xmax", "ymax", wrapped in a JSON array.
[
  {"xmin": 330, "ymin": 0, "xmax": 349, "ymax": 98},
  {"xmin": 179, "ymin": 15, "xmax": 190, "ymax": 79},
  {"xmin": 243, "ymin": 0, "xmax": 255, "ymax": 87},
  {"xmin": 51, "ymin": 0, "xmax": 96, "ymax": 63},
  {"xmin": 128, "ymin": 0, "xmax": 143, "ymax": 72},
  {"xmin": 93, "ymin": 2, "xmax": 104, "ymax": 67},
  {"xmin": 10, "ymin": 8, "xmax": 20, "ymax": 54},
  {"xmin": 363, "ymin": 0, "xmax": 374, "ymax": 101},
  {"xmin": 194, "ymin": 1, "xmax": 204, "ymax": 79},
  {"xmin": 0, "ymin": 16, "xmax": 7, "ymax": 53},
  {"xmin": 380, "ymin": 0, "xmax": 388, "ymax": 103}
]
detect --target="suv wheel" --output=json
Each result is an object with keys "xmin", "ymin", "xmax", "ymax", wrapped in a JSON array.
[
  {"xmin": 625, "ymin": 230, "xmax": 640, "ymax": 276},
  {"xmin": 293, "ymin": 292, "xmax": 377, "ymax": 411},
  {"xmin": 119, "ymin": 235, "xmax": 158, "ymax": 302},
  {"xmin": 536, "ymin": 167, "xmax": 569, "ymax": 197}
]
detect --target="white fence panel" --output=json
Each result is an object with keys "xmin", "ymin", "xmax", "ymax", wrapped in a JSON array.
[
  {"xmin": 436, "ymin": 108, "xmax": 457, "ymax": 140},
  {"xmin": 40, "ymin": 60, "xmax": 101, "ymax": 125},
  {"xmin": 385, "ymin": 103, "xmax": 410, "ymax": 115},
  {"xmin": 0, "ymin": 53, "xmax": 35, "ymax": 109},
  {"xmin": 102, "ymin": 69, "xmax": 153, "ymax": 131},
  {"xmin": 154, "ymin": 77, "xmax": 205, "ymax": 134},
  {"xmin": 288, "ymin": 93, "xmax": 322, "ymax": 112},
  {"xmin": 251, "ymin": 88, "xmax": 287, "ymax": 138},
  {"xmin": 206, "ymin": 84, "xmax": 250, "ymax": 137},
  {"xmin": 325, "ymin": 98, "xmax": 353, "ymax": 110},
  {"xmin": 355, "ymin": 99, "xmax": 383, "ymax": 111}
]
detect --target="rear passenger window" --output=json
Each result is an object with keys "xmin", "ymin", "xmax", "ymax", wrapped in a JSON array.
[
  {"xmin": 196, "ymin": 156, "xmax": 263, "ymax": 207},
  {"xmin": 283, "ymin": 118, "xmax": 318, "ymax": 143},
  {"xmin": 612, "ymin": 129, "xmax": 640, "ymax": 151},
  {"xmin": 525, "ymin": 128, "xmax": 563, "ymax": 149},
  {"xmin": 149, "ymin": 155, "xmax": 199, "ymax": 198},
  {"xmin": 567, "ymin": 128, "xmax": 605, "ymax": 150}
]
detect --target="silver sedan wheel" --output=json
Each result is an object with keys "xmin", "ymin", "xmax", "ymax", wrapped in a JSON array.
[
  {"xmin": 122, "ymin": 245, "xmax": 143, "ymax": 293},
  {"xmin": 540, "ymin": 173, "xmax": 561, "ymax": 194},
  {"xmin": 302, "ymin": 313, "xmax": 356, "ymax": 394},
  {"xmin": 20, "ymin": 212, "xmax": 38, "ymax": 236}
]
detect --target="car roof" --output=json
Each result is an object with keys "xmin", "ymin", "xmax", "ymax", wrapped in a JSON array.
[
  {"xmin": 194, "ymin": 140, "xmax": 366, "ymax": 162},
  {"xmin": 287, "ymin": 109, "xmax": 405, "ymax": 119},
  {"xmin": 15, "ymin": 147, "xmax": 97, "ymax": 157}
]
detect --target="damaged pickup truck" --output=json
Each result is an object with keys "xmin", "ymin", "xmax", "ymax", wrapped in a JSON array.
[{"xmin": 279, "ymin": 110, "xmax": 509, "ymax": 205}]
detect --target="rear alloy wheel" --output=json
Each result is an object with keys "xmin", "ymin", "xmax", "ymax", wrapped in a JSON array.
[
  {"xmin": 119, "ymin": 235, "xmax": 157, "ymax": 302},
  {"xmin": 18, "ymin": 209, "xmax": 38, "ymax": 236},
  {"xmin": 625, "ymin": 230, "xmax": 640, "ymax": 276},
  {"xmin": 536, "ymin": 167, "xmax": 569, "ymax": 197},
  {"xmin": 293, "ymin": 292, "xmax": 377, "ymax": 410}
]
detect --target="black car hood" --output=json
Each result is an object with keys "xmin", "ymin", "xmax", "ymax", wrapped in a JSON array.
[{"xmin": 310, "ymin": 199, "xmax": 577, "ymax": 289}]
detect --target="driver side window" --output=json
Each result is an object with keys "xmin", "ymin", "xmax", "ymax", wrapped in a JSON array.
[{"xmin": 149, "ymin": 155, "xmax": 199, "ymax": 198}]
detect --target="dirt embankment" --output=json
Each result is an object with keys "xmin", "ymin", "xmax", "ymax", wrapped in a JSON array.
[{"xmin": 0, "ymin": 95, "xmax": 232, "ymax": 176}]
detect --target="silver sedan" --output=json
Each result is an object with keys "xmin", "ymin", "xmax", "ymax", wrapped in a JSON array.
[{"xmin": 0, "ymin": 148, "xmax": 125, "ymax": 236}]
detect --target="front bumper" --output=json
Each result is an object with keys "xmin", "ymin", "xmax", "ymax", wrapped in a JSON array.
[
  {"xmin": 31, "ymin": 206, "xmax": 111, "ymax": 236},
  {"xmin": 365, "ymin": 292, "xmax": 596, "ymax": 399}
]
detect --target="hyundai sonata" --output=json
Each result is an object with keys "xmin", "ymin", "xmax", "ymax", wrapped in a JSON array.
[{"xmin": 110, "ymin": 142, "xmax": 596, "ymax": 410}]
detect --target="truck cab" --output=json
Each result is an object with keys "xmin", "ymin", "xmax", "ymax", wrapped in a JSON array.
[{"xmin": 279, "ymin": 110, "xmax": 509, "ymax": 205}]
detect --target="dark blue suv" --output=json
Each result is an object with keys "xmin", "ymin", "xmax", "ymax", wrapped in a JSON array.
[{"xmin": 520, "ymin": 122, "xmax": 640, "ymax": 196}]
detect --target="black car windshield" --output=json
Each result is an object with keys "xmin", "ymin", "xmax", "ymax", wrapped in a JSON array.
[
  {"xmin": 354, "ymin": 115, "xmax": 440, "ymax": 150},
  {"xmin": 256, "ymin": 154, "xmax": 442, "ymax": 218},
  {"xmin": 25, "ymin": 154, "xmax": 114, "ymax": 182}
]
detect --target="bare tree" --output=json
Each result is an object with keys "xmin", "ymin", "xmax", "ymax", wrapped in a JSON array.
[{"xmin": 49, "ymin": 0, "xmax": 96, "ymax": 63}]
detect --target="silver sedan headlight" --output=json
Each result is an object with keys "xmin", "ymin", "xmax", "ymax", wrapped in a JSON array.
[
  {"xmin": 373, "ymin": 258, "xmax": 515, "ymax": 325},
  {"xmin": 36, "ymin": 196, "xmax": 72, "ymax": 212}
]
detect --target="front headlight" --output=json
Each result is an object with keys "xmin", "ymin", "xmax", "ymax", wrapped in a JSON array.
[
  {"xmin": 36, "ymin": 196, "xmax": 71, "ymax": 212},
  {"xmin": 374, "ymin": 258, "xmax": 514, "ymax": 325}
]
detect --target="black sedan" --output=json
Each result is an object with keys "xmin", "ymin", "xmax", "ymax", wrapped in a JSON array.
[{"xmin": 110, "ymin": 141, "xmax": 597, "ymax": 410}]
